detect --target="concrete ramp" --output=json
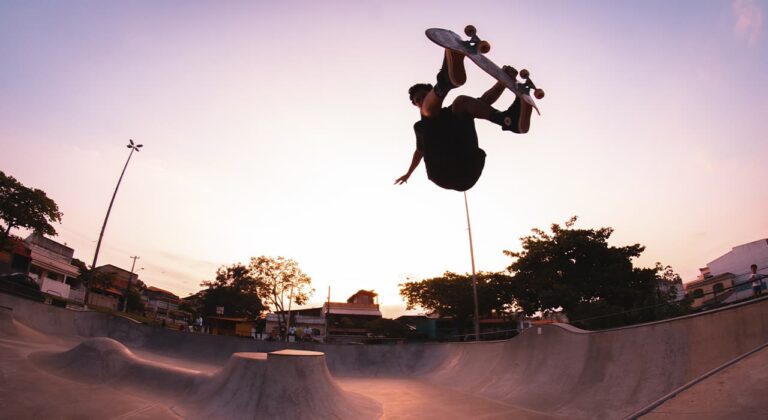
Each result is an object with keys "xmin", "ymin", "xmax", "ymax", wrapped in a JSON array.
[
  {"xmin": 3, "ymin": 292, "xmax": 768, "ymax": 419},
  {"xmin": 181, "ymin": 350, "xmax": 381, "ymax": 419},
  {"xmin": 31, "ymin": 337, "xmax": 207, "ymax": 399},
  {"xmin": 0, "ymin": 305, "xmax": 50, "ymax": 343},
  {"xmin": 30, "ymin": 337, "xmax": 381, "ymax": 419}
]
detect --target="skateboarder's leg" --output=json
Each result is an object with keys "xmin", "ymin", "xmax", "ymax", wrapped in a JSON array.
[
  {"xmin": 451, "ymin": 95, "xmax": 495, "ymax": 120},
  {"xmin": 413, "ymin": 50, "xmax": 468, "ymax": 118},
  {"xmin": 452, "ymin": 95, "xmax": 532, "ymax": 134},
  {"xmin": 431, "ymin": 50, "xmax": 466, "ymax": 102},
  {"xmin": 419, "ymin": 89, "xmax": 445, "ymax": 118}
]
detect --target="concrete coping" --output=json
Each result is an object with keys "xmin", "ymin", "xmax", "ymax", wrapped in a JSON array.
[
  {"xmin": 231, "ymin": 352, "xmax": 268, "ymax": 361},
  {"xmin": 269, "ymin": 349, "xmax": 325, "ymax": 357}
]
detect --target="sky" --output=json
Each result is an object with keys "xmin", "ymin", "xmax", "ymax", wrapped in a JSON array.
[{"xmin": 1, "ymin": 0, "xmax": 767, "ymax": 318}]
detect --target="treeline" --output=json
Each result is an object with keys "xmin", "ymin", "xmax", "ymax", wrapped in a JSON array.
[{"xmin": 400, "ymin": 217, "xmax": 690, "ymax": 331}]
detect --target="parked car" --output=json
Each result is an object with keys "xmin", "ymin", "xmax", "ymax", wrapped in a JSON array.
[{"xmin": 0, "ymin": 273, "xmax": 45, "ymax": 302}]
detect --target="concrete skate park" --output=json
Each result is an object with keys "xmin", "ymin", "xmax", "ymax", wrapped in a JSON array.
[{"xmin": 2, "ymin": 292, "xmax": 768, "ymax": 419}]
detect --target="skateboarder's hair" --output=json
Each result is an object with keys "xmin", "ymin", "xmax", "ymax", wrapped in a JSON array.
[{"xmin": 408, "ymin": 83, "xmax": 433, "ymax": 100}]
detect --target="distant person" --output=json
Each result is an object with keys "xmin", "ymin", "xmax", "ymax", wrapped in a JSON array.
[
  {"xmin": 750, "ymin": 264, "xmax": 764, "ymax": 297},
  {"xmin": 395, "ymin": 50, "xmax": 536, "ymax": 192}
]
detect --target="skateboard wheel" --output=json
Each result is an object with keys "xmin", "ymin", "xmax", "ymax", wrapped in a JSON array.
[
  {"xmin": 534, "ymin": 89, "xmax": 545, "ymax": 99},
  {"xmin": 478, "ymin": 40, "xmax": 491, "ymax": 54},
  {"xmin": 520, "ymin": 69, "xmax": 530, "ymax": 79},
  {"xmin": 464, "ymin": 25, "xmax": 477, "ymax": 37}
]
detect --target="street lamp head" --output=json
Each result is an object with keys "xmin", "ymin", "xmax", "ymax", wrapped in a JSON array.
[{"xmin": 126, "ymin": 139, "xmax": 143, "ymax": 151}]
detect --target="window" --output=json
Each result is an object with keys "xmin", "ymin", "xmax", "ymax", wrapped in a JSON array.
[
  {"xmin": 46, "ymin": 272, "xmax": 61, "ymax": 281},
  {"xmin": 692, "ymin": 289, "xmax": 704, "ymax": 298},
  {"xmin": 713, "ymin": 283, "xmax": 724, "ymax": 293}
]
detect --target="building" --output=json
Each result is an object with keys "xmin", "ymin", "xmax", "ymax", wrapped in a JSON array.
[
  {"xmin": 206, "ymin": 316, "xmax": 256, "ymax": 337},
  {"xmin": 705, "ymin": 239, "xmax": 768, "ymax": 280},
  {"xmin": 324, "ymin": 290, "xmax": 383, "ymax": 341},
  {"xmin": 685, "ymin": 239, "xmax": 768, "ymax": 307},
  {"xmin": 685, "ymin": 273, "xmax": 737, "ymax": 309},
  {"xmin": 23, "ymin": 233, "xmax": 80, "ymax": 300},
  {"xmin": 143, "ymin": 286, "xmax": 181, "ymax": 317},
  {"xmin": 91, "ymin": 264, "xmax": 141, "ymax": 310},
  {"xmin": 265, "ymin": 307, "xmax": 326, "ymax": 340},
  {"xmin": 0, "ymin": 237, "xmax": 32, "ymax": 275},
  {"xmin": 93, "ymin": 264, "xmax": 139, "ymax": 295},
  {"xmin": 260, "ymin": 290, "xmax": 383, "ymax": 342}
]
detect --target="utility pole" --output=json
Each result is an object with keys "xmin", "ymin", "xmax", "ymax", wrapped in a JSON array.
[
  {"xmin": 464, "ymin": 192, "xmax": 480, "ymax": 341},
  {"xmin": 122, "ymin": 255, "xmax": 140, "ymax": 312}
]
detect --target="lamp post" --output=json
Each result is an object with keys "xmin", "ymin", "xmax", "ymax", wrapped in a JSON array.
[
  {"xmin": 464, "ymin": 192, "xmax": 480, "ymax": 341},
  {"xmin": 86, "ymin": 140, "xmax": 142, "ymax": 307}
]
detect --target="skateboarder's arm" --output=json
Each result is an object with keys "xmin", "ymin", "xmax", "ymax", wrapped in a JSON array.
[
  {"xmin": 394, "ymin": 150, "xmax": 423, "ymax": 185},
  {"xmin": 480, "ymin": 80, "xmax": 506, "ymax": 105}
]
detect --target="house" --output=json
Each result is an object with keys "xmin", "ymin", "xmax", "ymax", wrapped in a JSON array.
[
  {"xmin": 91, "ymin": 264, "xmax": 141, "ymax": 310},
  {"xmin": 206, "ymin": 316, "xmax": 255, "ymax": 337},
  {"xmin": 23, "ymin": 233, "xmax": 80, "ymax": 301},
  {"xmin": 143, "ymin": 286, "xmax": 180, "ymax": 317},
  {"xmin": 0, "ymin": 237, "xmax": 32, "ymax": 275},
  {"xmin": 260, "ymin": 290, "xmax": 383, "ymax": 343},
  {"xmin": 705, "ymin": 239, "xmax": 768, "ymax": 281},
  {"xmin": 93, "ymin": 264, "xmax": 139, "ymax": 294},
  {"xmin": 265, "ymin": 307, "xmax": 326, "ymax": 340},
  {"xmin": 685, "ymin": 239, "xmax": 768, "ymax": 307},
  {"xmin": 324, "ymin": 290, "xmax": 383, "ymax": 341},
  {"xmin": 685, "ymin": 273, "xmax": 737, "ymax": 309}
]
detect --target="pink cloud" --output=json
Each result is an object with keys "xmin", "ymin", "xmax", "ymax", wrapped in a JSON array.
[{"xmin": 733, "ymin": 0, "xmax": 764, "ymax": 46}]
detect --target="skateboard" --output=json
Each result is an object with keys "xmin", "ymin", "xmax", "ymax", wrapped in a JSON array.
[{"xmin": 426, "ymin": 25, "xmax": 544, "ymax": 115}]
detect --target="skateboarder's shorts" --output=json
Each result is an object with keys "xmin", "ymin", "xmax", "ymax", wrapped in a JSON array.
[
  {"xmin": 426, "ymin": 149, "xmax": 486, "ymax": 191},
  {"xmin": 420, "ymin": 107, "xmax": 486, "ymax": 191}
]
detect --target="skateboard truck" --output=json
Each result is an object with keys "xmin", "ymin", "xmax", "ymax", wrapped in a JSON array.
[
  {"xmin": 517, "ymin": 68, "xmax": 545, "ymax": 100},
  {"xmin": 463, "ymin": 25, "xmax": 491, "ymax": 54}
]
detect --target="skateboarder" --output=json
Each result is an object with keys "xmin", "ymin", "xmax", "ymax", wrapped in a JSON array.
[{"xmin": 394, "ymin": 50, "xmax": 534, "ymax": 192}]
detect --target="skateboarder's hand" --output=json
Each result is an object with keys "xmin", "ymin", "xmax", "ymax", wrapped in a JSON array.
[{"xmin": 394, "ymin": 174, "xmax": 410, "ymax": 185}]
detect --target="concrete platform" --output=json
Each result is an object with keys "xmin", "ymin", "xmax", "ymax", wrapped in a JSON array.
[{"xmin": 2, "ymin": 294, "xmax": 768, "ymax": 419}]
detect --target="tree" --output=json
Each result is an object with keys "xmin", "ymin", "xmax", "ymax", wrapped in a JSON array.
[
  {"xmin": 70, "ymin": 258, "xmax": 114, "ymax": 294},
  {"xmin": 249, "ymin": 256, "xmax": 313, "ymax": 340},
  {"xmin": 0, "ymin": 171, "xmax": 63, "ymax": 250},
  {"xmin": 199, "ymin": 263, "xmax": 265, "ymax": 319},
  {"xmin": 125, "ymin": 288, "xmax": 145, "ymax": 312},
  {"xmin": 504, "ymin": 217, "xmax": 688, "ymax": 329},
  {"xmin": 365, "ymin": 318, "xmax": 408, "ymax": 339},
  {"xmin": 399, "ymin": 271, "xmax": 515, "ymax": 335}
]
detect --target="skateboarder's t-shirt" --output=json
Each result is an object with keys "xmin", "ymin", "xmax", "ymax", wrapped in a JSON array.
[{"xmin": 414, "ymin": 106, "xmax": 486, "ymax": 192}]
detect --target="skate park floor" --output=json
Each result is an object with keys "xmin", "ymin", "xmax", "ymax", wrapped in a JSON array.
[{"xmin": 2, "ymin": 292, "xmax": 768, "ymax": 419}]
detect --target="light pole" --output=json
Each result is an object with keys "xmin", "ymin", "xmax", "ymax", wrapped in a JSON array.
[
  {"xmin": 122, "ymin": 255, "xmax": 140, "ymax": 312},
  {"xmin": 86, "ymin": 140, "xmax": 142, "ymax": 306},
  {"xmin": 464, "ymin": 192, "xmax": 480, "ymax": 341}
]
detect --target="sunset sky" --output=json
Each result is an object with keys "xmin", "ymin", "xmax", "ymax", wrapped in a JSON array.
[{"xmin": 2, "ymin": 0, "xmax": 766, "ymax": 317}]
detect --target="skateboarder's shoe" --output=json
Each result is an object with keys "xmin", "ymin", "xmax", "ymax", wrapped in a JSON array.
[
  {"xmin": 497, "ymin": 96, "xmax": 532, "ymax": 134},
  {"xmin": 434, "ymin": 49, "xmax": 466, "ymax": 98},
  {"xmin": 444, "ymin": 48, "xmax": 466, "ymax": 87}
]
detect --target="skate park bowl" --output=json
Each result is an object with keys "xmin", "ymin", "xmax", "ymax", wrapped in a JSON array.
[{"xmin": 2, "ymin": 292, "xmax": 768, "ymax": 419}]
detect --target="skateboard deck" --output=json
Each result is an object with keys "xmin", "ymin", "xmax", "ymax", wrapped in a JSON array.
[{"xmin": 426, "ymin": 27, "xmax": 542, "ymax": 115}]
